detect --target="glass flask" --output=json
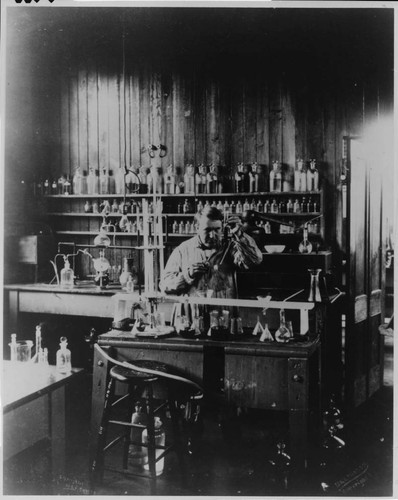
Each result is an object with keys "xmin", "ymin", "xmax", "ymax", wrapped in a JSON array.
[
  {"xmin": 260, "ymin": 323, "xmax": 274, "ymax": 342},
  {"xmin": 308, "ymin": 268, "xmax": 322, "ymax": 302},
  {"xmin": 142, "ymin": 417, "xmax": 165, "ymax": 475},
  {"xmin": 270, "ymin": 160, "xmax": 282, "ymax": 192},
  {"xmin": 298, "ymin": 225, "xmax": 313, "ymax": 254},
  {"xmin": 275, "ymin": 309, "xmax": 291, "ymax": 343},
  {"xmin": 60, "ymin": 259, "xmax": 74, "ymax": 289}
]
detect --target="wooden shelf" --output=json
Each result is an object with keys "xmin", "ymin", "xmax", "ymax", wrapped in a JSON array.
[
  {"xmin": 44, "ymin": 191, "xmax": 321, "ymax": 199},
  {"xmin": 48, "ymin": 211, "xmax": 321, "ymax": 217}
]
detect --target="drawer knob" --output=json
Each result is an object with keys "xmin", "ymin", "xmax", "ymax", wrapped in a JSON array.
[{"xmin": 98, "ymin": 360, "xmax": 104, "ymax": 367}]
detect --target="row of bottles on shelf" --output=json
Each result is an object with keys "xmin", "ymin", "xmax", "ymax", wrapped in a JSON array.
[
  {"xmin": 33, "ymin": 159, "xmax": 320, "ymax": 197},
  {"xmin": 170, "ymin": 218, "xmax": 319, "ymax": 235},
  {"xmin": 73, "ymin": 195, "xmax": 320, "ymax": 216}
]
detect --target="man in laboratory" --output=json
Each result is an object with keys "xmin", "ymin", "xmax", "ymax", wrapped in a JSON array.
[{"xmin": 160, "ymin": 206, "xmax": 263, "ymax": 298}]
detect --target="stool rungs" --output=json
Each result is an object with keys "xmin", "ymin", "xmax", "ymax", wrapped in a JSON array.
[
  {"xmin": 111, "ymin": 393, "xmax": 130, "ymax": 407},
  {"xmin": 108, "ymin": 419, "xmax": 146, "ymax": 429},
  {"xmin": 103, "ymin": 435, "xmax": 125, "ymax": 452},
  {"xmin": 104, "ymin": 466, "xmax": 158, "ymax": 480}
]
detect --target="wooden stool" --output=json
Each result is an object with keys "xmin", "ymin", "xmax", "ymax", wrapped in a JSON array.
[{"xmin": 90, "ymin": 344, "xmax": 203, "ymax": 495}]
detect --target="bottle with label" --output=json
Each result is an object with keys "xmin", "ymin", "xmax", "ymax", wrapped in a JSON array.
[
  {"xmin": 184, "ymin": 164, "xmax": 195, "ymax": 194},
  {"xmin": 183, "ymin": 198, "xmax": 191, "ymax": 214},
  {"xmin": 100, "ymin": 169, "xmax": 109, "ymax": 195},
  {"xmin": 223, "ymin": 200, "xmax": 230, "ymax": 216},
  {"xmin": 307, "ymin": 159, "xmax": 319, "ymax": 191},
  {"xmin": 164, "ymin": 164, "xmax": 176, "ymax": 194},
  {"xmin": 286, "ymin": 198, "xmax": 293, "ymax": 213},
  {"xmin": 270, "ymin": 161, "xmax": 282, "ymax": 192},
  {"xmin": 236, "ymin": 200, "xmax": 243, "ymax": 214},
  {"xmin": 243, "ymin": 198, "xmax": 250, "ymax": 212},
  {"xmin": 242, "ymin": 164, "xmax": 251, "ymax": 193},
  {"xmin": 256, "ymin": 199, "xmax": 263, "ymax": 213},
  {"xmin": 178, "ymin": 221, "xmax": 185, "ymax": 234},
  {"xmin": 63, "ymin": 175, "xmax": 72, "ymax": 195},
  {"xmin": 264, "ymin": 199, "xmax": 270, "ymax": 213},
  {"xmin": 142, "ymin": 417, "xmax": 166, "ymax": 476},
  {"xmin": 229, "ymin": 200, "xmax": 236, "ymax": 214},
  {"xmin": 207, "ymin": 164, "xmax": 218, "ymax": 194},
  {"xmin": 56, "ymin": 336, "xmax": 72, "ymax": 373},
  {"xmin": 84, "ymin": 200, "xmax": 92, "ymax": 213},
  {"xmin": 60, "ymin": 258, "xmax": 74, "ymax": 289},
  {"xmin": 172, "ymin": 220, "xmax": 178, "ymax": 233},
  {"xmin": 299, "ymin": 224, "xmax": 313, "ymax": 254}
]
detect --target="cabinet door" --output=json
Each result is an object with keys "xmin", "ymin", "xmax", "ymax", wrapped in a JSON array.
[{"xmin": 344, "ymin": 137, "xmax": 386, "ymax": 408}]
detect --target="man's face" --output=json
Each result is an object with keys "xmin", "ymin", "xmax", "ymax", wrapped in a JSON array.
[{"xmin": 197, "ymin": 217, "xmax": 222, "ymax": 249}]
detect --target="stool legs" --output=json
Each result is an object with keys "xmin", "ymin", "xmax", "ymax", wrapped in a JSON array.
[
  {"xmin": 145, "ymin": 384, "xmax": 158, "ymax": 495},
  {"xmin": 168, "ymin": 394, "xmax": 188, "ymax": 489},
  {"xmin": 122, "ymin": 389, "xmax": 137, "ymax": 470},
  {"xmin": 90, "ymin": 376, "xmax": 115, "ymax": 493}
]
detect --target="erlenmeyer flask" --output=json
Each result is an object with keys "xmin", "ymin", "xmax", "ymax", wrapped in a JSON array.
[
  {"xmin": 308, "ymin": 268, "xmax": 322, "ymax": 302},
  {"xmin": 260, "ymin": 323, "xmax": 274, "ymax": 342},
  {"xmin": 299, "ymin": 224, "xmax": 313, "ymax": 254}
]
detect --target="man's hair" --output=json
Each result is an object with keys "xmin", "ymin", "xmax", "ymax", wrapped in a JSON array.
[{"xmin": 194, "ymin": 206, "xmax": 223, "ymax": 224}]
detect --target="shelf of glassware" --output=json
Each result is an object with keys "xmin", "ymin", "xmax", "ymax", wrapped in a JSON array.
[{"xmin": 44, "ymin": 191, "xmax": 321, "ymax": 198}]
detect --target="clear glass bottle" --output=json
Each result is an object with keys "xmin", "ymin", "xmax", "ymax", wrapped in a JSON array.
[
  {"xmin": 184, "ymin": 164, "xmax": 195, "ymax": 194},
  {"xmin": 172, "ymin": 220, "xmax": 178, "ymax": 234},
  {"xmin": 56, "ymin": 336, "xmax": 72, "ymax": 374},
  {"xmin": 100, "ymin": 168, "xmax": 109, "ymax": 195},
  {"xmin": 299, "ymin": 225, "xmax": 313, "ymax": 254},
  {"xmin": 73, "ymin": 167, "xmax": 83, "ymax": 195},
  {"xmin": 307, "ymin": 159, "xmax": 319, "ymax": 191},
  {"xmin": 270, "ymin": 161, "xmax": 282, "ymax": 192},
  {"xmin": 164, "ymin": 164, "xmax": 176, "ymax": 194},
  {"xmin": 271, "ymin": 199, "xmax": 278, "ymax": 213},
  {"xmin": 139, "ymin": 166, "xmax": 148, "ymax": 194},
  {"xmin": 275, "ymin": 309, "xmax": 291, "ymax": 343},
  {"xmin": 63, "ymin": 175, "xmax": 72, "ymax": 195},
  {"xmin": 243, "ymin": 198, "xmax": 250, "ymax": 212},
  {"xmin": 60, "ymin": 258, "xmax": 74, "ymax": 289},
  {"xmin": 236, "ymin": 200, "xmax": 243, "ymax": 214},
  {"xmin": 294, "ymin": 159, "xmax": 305, "ymax": 192},
  {"xmin": 250, "ymin": 162, "xmax": 258, "ymax": 193},
  {"xmin": 142, "ymin": 417, "xmax": 165, "ymax": 476},
  {"xmin": 129, "ymin": 404, "xmax": 147, "ymax": 466},
  {"xmin": 195, "ymin": 165, "xmax": 203, "ymax": 194},
  {"xmin": 87, "ymin": 168, "xmax": 98, "ymax": 195}
]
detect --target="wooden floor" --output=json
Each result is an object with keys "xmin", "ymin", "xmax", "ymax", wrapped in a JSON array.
[{"xmin": 3, "ymin": 340, "xmax": 394, "ymax": 497}]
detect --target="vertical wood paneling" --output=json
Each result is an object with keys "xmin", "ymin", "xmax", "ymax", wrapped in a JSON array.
[
  {"xmin": 172, "ymin": 72, "xmax": 184, "ymax": 167},
  {"xmin": 60, "ymin": 76, "xmax": 71, "ymax": 176},
  {"xmin": 256, "ymin": 77, "xmax": 270, "ymax": 172},
  {"xmin": 194, "ymin": 73, "xmax": 206, "ymax": 165},
  {"xmin": 161, "ymin": 72, "xmax": 173, "ymax": 169},
  {"xmin": 130, "ymin": 73, "xmax": 141, "ymax": 166},
  {"xmin": 78, "ymin": 67, "xmax": 88, "ymax": 173},
  {"xmin": 139, "ymin": 66, "xmax": 151, "ymax": 169},
  {"xmin": 206, "ymin": 80, "xmax": 219, "ymax": 166},
  {"xmin": 150, "ymin": 71, "xmax": 162, "ymax": 172},
  {"xmin": 109, "ymin": 72, "xmax": 121, "ymax": 172},
  {"xmin": 244, "ymin": 80, "xmax": 257, "ymax": 164},
  {"xmin": 87, "ymin": 63, "xmax": 99, "ymax": 174},
  {"xmin": 268, "ymin": 79, "xmax": 282, "ymax": 164},
  {"xmin": 230, "ymin": 76, "xmax": 244, "ymax": 165},
  {"xmin": 69, "ymin": 71, "xmax": 79, "ymax": 176},
  {"xmin": 183, "ymin": 72, "xmax": 195, "ymax": 167},
  {"xmin": 118, "ymin": 66, "xmax": 128, "ymax": 170},
  {"xmin": 281, "ymin": 82, "xmax": 295, "ymax": 169},
  {"xmin": 97, "ymin": 68, "xmax": 109, "ymax": 172}
]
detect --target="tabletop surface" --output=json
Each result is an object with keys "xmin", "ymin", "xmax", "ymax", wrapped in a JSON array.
[{"xmin": 2, "ymin": 361, "xmax": 84, "ymax": 411}]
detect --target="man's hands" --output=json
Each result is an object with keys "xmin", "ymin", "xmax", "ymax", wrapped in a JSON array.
[
  {"xmin": 226, "ymin": 215, "xmax": 243, "ymax": 234},
  {"xmin": 188, "ymin": 262, "xmax": 209, "ymax": 279}
]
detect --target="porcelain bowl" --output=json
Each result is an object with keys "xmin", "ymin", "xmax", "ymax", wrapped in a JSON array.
[{"xmin": 264, "ymin": 245, "xmax": 286, "ymax": 254}]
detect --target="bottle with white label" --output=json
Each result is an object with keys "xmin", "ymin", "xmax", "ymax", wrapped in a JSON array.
[{"xmin": 269, "ymin": 161, "xmax": 282, "ymax": 192}]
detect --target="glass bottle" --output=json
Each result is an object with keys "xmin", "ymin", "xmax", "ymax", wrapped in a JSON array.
[
  {"xmin": 250, "ymin": 199, "xmax": 256, "ymax": 211},
  {"xmin": 60, "ymin": 259, "xmax": 74, "ymax": 289},
  {"xmin": 63, "ymin": 175, "xmax": 72, "ymax": 195},
  {"xmin": 84, "ymin": 200, "xmax": 92, "ymax": 213},
  {"xmin": 183, "ymin": 198, "xmax": 191, "ymax": 214},
  {"xmin": 100, "ymin": 169, "xmax": 109, "ymax": 195},
  {"xmin": 172, "ymin": 220, "xmax": 178, "ymax": 234},
  {"xmin": 242, "ymin": 164, "xmax": 251, "ymax": 193},
  {"xmin": 56, "ymin": 336, "xmax": 72, "ymax": 374},
  {"xmin": 119, "ymin": 258, "xmax": 133, "ymax": 289},
  {"xmin": 270, "ymin": 161, "xmax": 282, "ymax": 192},
  {"xmin": 108, "ymin": 170, "xmax": 116, "ymax": 194},
  {"xmin": 57, "ymin": 174, "xmax": 66, "ymax": 195},
  {"xmin": 236, "ymin": 200, "xmax": 243, "ymax": 214},
  {"xmin": 294, "ymin": 159, "xmax": 306, "ymax": 192},
  {"xmin": 275, "ymin": 309, "xmax": 291, "ymax": 343},
  {"xmin": 286, "ymin": 198, "xmax": 293, "ymax": 213},
  {"xmin": 264, "ymin": 199, "xmax": 270, "ymax": 213},
  {"xmin": 199, "ymin": 165, "xmax": 207, "ymax": 194},
  {"xmin": 139, "ymin": 166, "xmax": 148, "ymax": 194},
  {"xmin": 51, "ymin": 179, "xmax": 58, "ymax": 194},
  {"xmin": 229, "ymin": 200, "xmax": 236, "ymax": 214},
  {"xmin": 250, "ymin": 162, "xmax": 259, "ymax": 193},
  {"xmin": 256, "ymin": 199, "xmax": 263, "ymax": 213},
  {"xmin": 195, "ymin": 165, "xmax": 203, "ymax": 194},
  {"xmin": 207, "ymin": 164, "xmax": 218, "ymax": 194},
  {"xmin": 307, "ymin": 159, "xmax": 319, "ymax": 191},
  {"xmin": 87, "ymin": 168, "xmax": 98, "ymax": 195},
  {"xmin": 129, "ymin": 404, "xmax": 147, "ymax": 466},
  {"xmin": 184, "ymin": 164, "xmax": 195, "ymax": 194},
  {"xmin": 299, "ymin": 225, "xmax": 313, "ymax": 254},
  {"xmin": 43, "ymin": 178, "xmax": 50, "ymax": 195},
  {"xmin": 164, "ymin": 164, "xmax": 176, "ymax": 194},
  {"xmin": 178, "ymin": 221, "xmax": 185, "ymax": 234},
  {"xmin": 243, "ymin": 198, "xmax": 250, "ymax": 212},
  {"xmin": 235, "ymin": 163, "xmax": 244, "ymax": 193},
  {"xmin": 142, "ymin": 417, "xmax": 166, "ymax": 476},
  {"xmin": 293, "ymin": 198, "xmax": 300, "ymax": 213},
  {"xmin": 223, "ymin": 200, "xmax": 230, "ymax": 215},
  {"xmin": 271, "ymin": 199, "xmax": 278, "ymax": 213}
]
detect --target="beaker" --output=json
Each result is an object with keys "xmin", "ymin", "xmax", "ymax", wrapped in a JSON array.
[{"xmin": 9, "ymin": 340, "xmax": 34, "ymax": 362}]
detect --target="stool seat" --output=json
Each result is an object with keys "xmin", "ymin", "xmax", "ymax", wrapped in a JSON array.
[{"xmin": 110, "ymin": 365, "xmax": 158, "ymax": 382}]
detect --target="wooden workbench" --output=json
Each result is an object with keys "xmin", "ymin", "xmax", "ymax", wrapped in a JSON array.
[{"xmin": 92, "ymin": 330, "xmax": 321, "ymax": 467}]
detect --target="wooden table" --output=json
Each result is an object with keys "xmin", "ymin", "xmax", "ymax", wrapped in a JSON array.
[
  {"xmin": 2, "ymin": 361, "xmax": 84, "ymax": 476},
  {"xmin": 92, "ymin": 331, "xmax": 321, "ymax": 467}
]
